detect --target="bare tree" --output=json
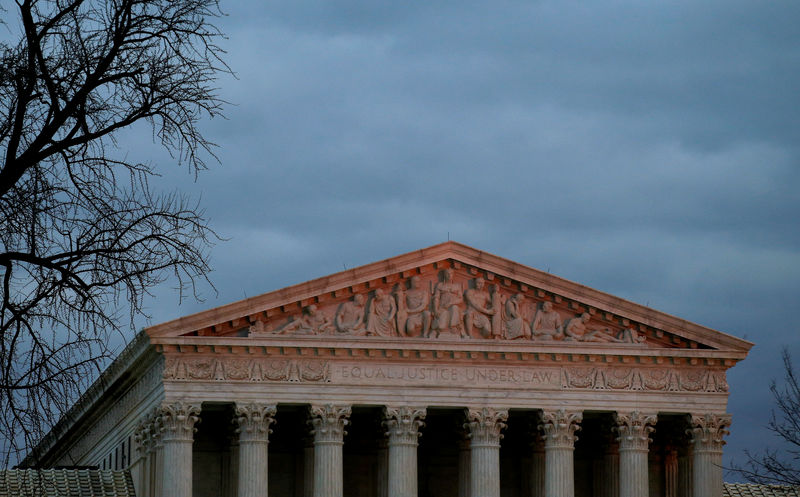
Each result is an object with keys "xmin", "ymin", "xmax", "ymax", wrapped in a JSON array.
[
  {"xmin": 0, "ymin": 0, "xmax": 228, "ymax": 465},
  {"xmin": 734, "ymin": 349, "xmax": 800, "ymax": 487}
]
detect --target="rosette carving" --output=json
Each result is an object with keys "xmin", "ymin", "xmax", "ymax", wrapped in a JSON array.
[
  {"xmin": 539, "ymin": 409, "xmax": 582, "ymax": 449},
  {"xmin": 465, "ymin": 407, "xmax": 508, "ymax": 447},
  {"xmin": 614, "ymin": 411, "xmax": 657, "ymax": 451},
  {"xmin": 383, "ymin": 406, "xmax": 426, "ymax": 446},
  {"xmin": 234, "ymin": 403, "xmax": 277, "ymax": 443},
  {"xmin": 157, "ymin": 401, "xmax": 201, "ymax": 442},
  {"xmin": 688, "ymin": 413, "xmax": 731, "ymax": 452},
  {"xmin": 309, "ymin": 404, "xmax": 352, "ymax": 443}
]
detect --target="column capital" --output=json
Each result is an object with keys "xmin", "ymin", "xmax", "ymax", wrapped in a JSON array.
[
  {"xmin": 384, "ymin": 406, "xmax": 426, "ymax": 446},
  {"xmin": 688, "ymin": 413, "xmax": 731, "ymax": 453},
  {"xmin": 134, "ymin": 410, "xmax": 159, "ymax": 454},
  {"xmin": 466, "ymin": 407, "xmax": 508, "ymax": 447},
  {"xmin": 157, "ymin": 401, "xmax": 201, "ymax": 442},
  {"xmin": 234, "ymin": 402, "xmax": 277, "ymax": 443},
  {"xmin": 539, "ymin": 409, "xmax": 582, "ymax": 449},
  {"xmin": 615, "ymin": 411, "xmax": 657, "ymax": 451},
  {"xmin": 309, "ymin": 404, "xmax": 351, "ymax": 443}
]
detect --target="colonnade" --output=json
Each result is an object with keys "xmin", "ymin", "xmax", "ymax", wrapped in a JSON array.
[{"xmin": 135, "ymin": 402, "xmax": 731, "ymax": 497}]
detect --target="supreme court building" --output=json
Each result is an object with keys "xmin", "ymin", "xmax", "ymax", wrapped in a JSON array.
[{"xmin": 26, "ymin": 242, "xmax": 752, "ymax": 497}]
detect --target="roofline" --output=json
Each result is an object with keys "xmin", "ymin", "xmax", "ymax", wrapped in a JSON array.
[{"xmin": 145, "ymin": 241, "xmax": 754, "ymax": 352}]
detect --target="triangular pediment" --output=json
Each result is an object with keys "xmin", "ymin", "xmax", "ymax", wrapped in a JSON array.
[{"xmin": 145, "ymin": 242, "xmax": 752, "ymax": 354}]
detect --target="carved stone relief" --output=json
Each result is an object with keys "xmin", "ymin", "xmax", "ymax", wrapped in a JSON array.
[
  {"xmin": 245, "ymin": 267, "xmax": 659, "ymax": 345},
  {"xmin": 163, "ymin": 357, "xmax": 332, "ymax": 383},
  {"xmin": 162, "ymin": 355, "xmax": 728, "ymax": 393}
]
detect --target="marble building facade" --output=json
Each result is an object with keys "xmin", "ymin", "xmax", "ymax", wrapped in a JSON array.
[{"xmin": 26, "ymin": 242, "xmax": 752, "ymax": 497}]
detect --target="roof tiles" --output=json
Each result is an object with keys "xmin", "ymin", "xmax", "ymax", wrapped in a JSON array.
[{"xmin": 0, "ymin": 469, "xmax": 135, "ymax": 497}]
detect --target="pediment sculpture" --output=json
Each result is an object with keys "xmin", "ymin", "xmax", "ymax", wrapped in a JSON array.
[{"xmin": 249, "ymin": 267, "xmax": 648, "ymax": 345}]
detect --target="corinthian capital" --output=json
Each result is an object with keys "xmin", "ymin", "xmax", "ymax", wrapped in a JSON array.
[
  {"xmin": 309, "ymin": 404, "xmax": 351, "ymax": 443},
  {"xmin": 384, "ymin": 406, "xmax": 426, "ymax": 446},
  {"xmin": 157, "ymin": 401, "xmax": 201, "ymax": 442},
  {"xmin": 688, "ymin": 413, "xmax": 731, "ymax": 453},
  {"xmin": 539, "ymin": 409, "xmax": 582, "ymax": 449},
  {"xmin": 614, "ymin": 411, "xmax": 657, "ymax": 451},
  {"xmin": 466, "ymin": 407, "xmax": 508, "ymax": 447},
  {"xmin": 234, "ymin": 403, "xmax": 277, "ymax": 443}
]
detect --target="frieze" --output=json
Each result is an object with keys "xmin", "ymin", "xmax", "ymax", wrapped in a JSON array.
[
  {"xmin": 163, "ymin": 357, "xmax": 331, "ymax": 383},
  {"xmin": 247, "ymin": 268, "xmax": 657, "ymax": 345},
  {"xmin": 563, "ymin": 367, "xmax": 728, "ymax": 392},
  {"xmin": 162, "ymin": 356, "xmax": 728, "ymax": 393}
]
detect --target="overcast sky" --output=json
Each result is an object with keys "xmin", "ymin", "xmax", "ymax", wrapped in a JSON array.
[{"xmin": 124, "ymin": 0, "xmax": 799, "ymax": 478}]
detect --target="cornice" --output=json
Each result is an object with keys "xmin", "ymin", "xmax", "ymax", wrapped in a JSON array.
[{"xmin": 151, "ymin": 336, "xmax": 747, "ymax": 365}]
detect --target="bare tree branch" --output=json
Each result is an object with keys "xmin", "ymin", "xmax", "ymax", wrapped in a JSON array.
[
  {"xmin": 0, "ymin": 0, "xmax": 229, "ymax": 466},
  {"xmin": 731, "ymin": 349, "xmax": 800, "ymax": 487}
]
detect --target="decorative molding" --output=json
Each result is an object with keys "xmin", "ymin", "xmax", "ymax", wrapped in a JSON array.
[
  {"xmin": 309, "ymin": 404, "xmax": 351, "ymax": 443},
  {"xmin": 234, "ymin": 403, "xmax": 277, "ymax": 443},
  {"xmin": 383, "ymin": 406, "xmax": 426, "ymax": 446},
  {"xmin": 614, "ymin": 411, "xmax": 657, "ymax": 451},
  {"xmin": 688, "ymin": 413, "xmax": 731, "ymax": 453},
  {"xmin": 157, "ymin": 401, "xmax": 201, "ymax": 442},
  {"xmin": 562, "ymin": 367, "xmax": 728, "ymax": 393},
  {"xmin": 163, "ymin": 357, "xmax": 331, "ymax": 383},
  {"xmin": 465, "ymin": 407, "xmax": 508, "ymax": 447},
  {"xmin": 162, "ymin": 355, "xmax": 727, "ymax": 395},
  {"xmin": 539, "ymin": 409, "xmax": 582, "ymax": 449}
]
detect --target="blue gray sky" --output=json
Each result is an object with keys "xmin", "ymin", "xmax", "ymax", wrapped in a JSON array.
[{"xmin": 126, "ymin": 0, "xmax": 799, "ymax": 477}]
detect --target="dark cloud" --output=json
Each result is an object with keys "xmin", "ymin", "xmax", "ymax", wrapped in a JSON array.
[{"xmin": 114, "ymin": 0, "xmax": 800, "ymax": 478}]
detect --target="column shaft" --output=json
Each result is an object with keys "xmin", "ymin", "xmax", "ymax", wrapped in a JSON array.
[
  {"xmin": 384, "ymin": 407, "xmax": 426, "ymax": 497},
  {"xmin": 540, "ymin": 409, "xmax": 581, "ymax": 497},
  {"xmin": 664, "ymin": 449, "xmax": 679, "ymax": 497},
  {"xmin": 158, "ymin": 402, "xmax": 200, "ymax": 497},
  {"xmin": 376, "ymin": 441, "xmax": 388, "ymax": 497},
  {"xmin": 457, "ymin": 438, "xmax": 470, "ymax": 497},
  {"xmin": 616, "ymin": 411, "xmax": 657, "ymax": 497},
  {"xmin": 303, "ymin": 441, "xmax": 314, "ymax": 497},
  {"xmin": 467, "ymin": 408, "xmax": 508, "ymax": 497},
  {"xmin": 235, "ymin": 403, "xmax": 276, "ymax": 497},
  {"xmin": 310, "ymin": 404, "xmax": 351, "ymax": 497},
  {"xmin": 603, "ymin": 450, "xmax": 620, "ymax": 497},
  {"xmin": 530, "ymin": 447, "xmax": 545, "ymax": 497}
]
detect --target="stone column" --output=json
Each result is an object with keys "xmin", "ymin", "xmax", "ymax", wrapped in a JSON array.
[
  {"xmin": 234, "ymin": 403, "xmax": 277, "ymax": 497},
  {"xmin": 158, "ymin": 401, "xmax": 201, "ymax": 497},
  {"xmin": 664, "ymin": 447, "xmax": 679, "ymax": 497},
  {"xmin": 309, "ymin": 404, "xmax": 351, "ymax": 497},
  {"xmin": 602, "ymin": 433, "xmax": 620, "ymax": 497},
  {"xmin": 615, "ymin": 411, "xmax": 657, "ymax": 497},
  {"xmin": 303, "ymin": 436, "xmax": 315, "ymax": 497},
  {"xmin": 383, "ymin": 406, "xmax": 426, "ymax": 497},
  {"xmin": 529, "ymin": 431, "xmax": 546, "ymax": 497},
  {"xmin": 376, "ymin": 438, "xmax": 389, "ymax": 497},
  {"xmin": 539, "ymin": 409, "xmax": 582, "ymax": 497},
  {"xmin": 133, "ymin": 415, "xmax": 155, "ymax": 497},
  {"xmin": 466, "ymin": 407, "xmax": 508, "ymax": 497},
  {"xmin": 678, "ymin": 448, "xmax": 693, "ymax": 497},
  {"xmin": 457, "ymin": 432, "xmax": 471, "ymax": 497},
  {"xmin": 689, "ymin": 414, "xmax": 731, "ymax": 497}
]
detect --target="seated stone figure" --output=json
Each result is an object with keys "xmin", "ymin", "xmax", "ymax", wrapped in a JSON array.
[
  {"xmin": 532, "ymin": 301, "xmax": 564, "ymax": 340},
  {"xmin": 335, "ymin": 294, "xmax": 366, "ymax": 335}
]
